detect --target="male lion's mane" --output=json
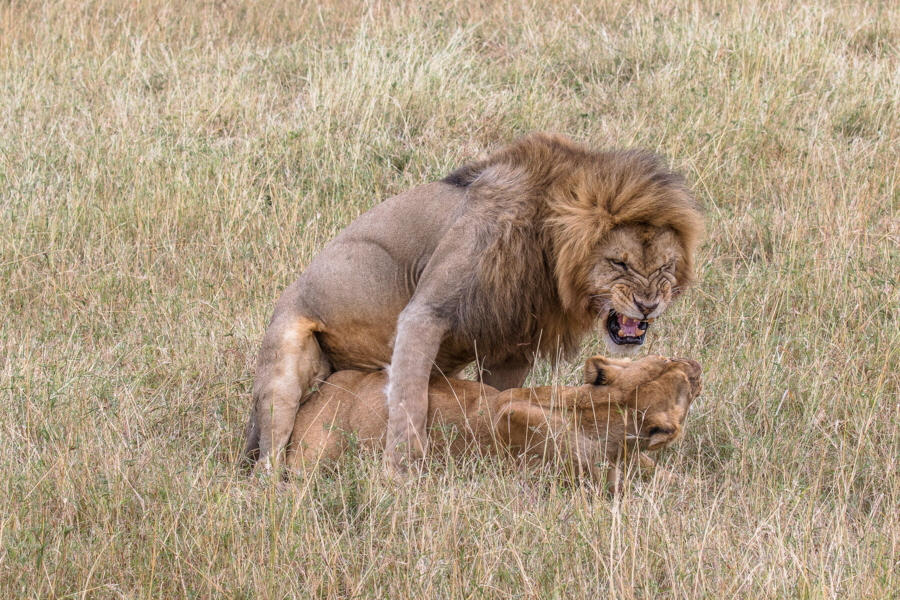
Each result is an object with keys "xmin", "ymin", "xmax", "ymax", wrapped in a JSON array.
[{"xmin": 441, "ymin": 133, "xmax": 703, "ymax": 364}]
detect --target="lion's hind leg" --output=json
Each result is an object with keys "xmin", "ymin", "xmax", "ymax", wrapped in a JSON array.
[{"xmin": 243, "ymin": 315, "xmax": 331, "ymax": 471}]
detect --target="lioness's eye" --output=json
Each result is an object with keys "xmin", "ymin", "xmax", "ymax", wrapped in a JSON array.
[{"xmin": 611, "ymin": 260, "xmax": 628, "ymax": 271}]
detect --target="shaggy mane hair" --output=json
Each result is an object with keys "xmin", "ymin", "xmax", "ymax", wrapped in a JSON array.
[{"xmin": 441, "ymin": 133, "xmax": 703, "ymax": 363}]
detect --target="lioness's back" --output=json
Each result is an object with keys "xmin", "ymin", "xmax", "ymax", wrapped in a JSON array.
[{"xmin": 288, "ymin": 371, "xmax": 498, "ymax": 465}]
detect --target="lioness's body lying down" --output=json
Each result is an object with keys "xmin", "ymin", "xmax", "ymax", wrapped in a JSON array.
[{"xmin": 287, "ymin": 355, "xmax": 702, "ymax": 493}]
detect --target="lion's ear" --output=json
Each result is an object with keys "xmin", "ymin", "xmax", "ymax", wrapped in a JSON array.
[{"xmin": 583, "ymin": 357, "xmax": 618, "ymax": 386}]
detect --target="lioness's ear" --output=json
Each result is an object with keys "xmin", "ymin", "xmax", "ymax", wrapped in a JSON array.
[
  {"xmin": 672, "ymin": 358, "xmax": 703, "ymax": 398},
  {"xmin": 583, "ymin": 357, "xmax": 618, "ymax": 386}
]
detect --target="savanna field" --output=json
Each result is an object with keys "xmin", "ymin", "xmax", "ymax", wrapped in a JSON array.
[{"xmin": 2, "ymin": 0, "xmax": 899, "ymax": 597}]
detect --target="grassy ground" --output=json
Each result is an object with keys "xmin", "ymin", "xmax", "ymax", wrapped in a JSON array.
[{"xmin": 2, "ymin": 0, "xmax": 899, "ymax": 597}]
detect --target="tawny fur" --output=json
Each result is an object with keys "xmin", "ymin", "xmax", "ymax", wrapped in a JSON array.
[
  {"xmin": 287, "ymin": 355, "xmax": 703, "ymax": 495},
  {"xmin": 243, "ymin": 133, "xmax": 703, "ymax": 470},
  {"xmin": 445, "ymin": 134, "xmax": 703, "ymax": 349}
]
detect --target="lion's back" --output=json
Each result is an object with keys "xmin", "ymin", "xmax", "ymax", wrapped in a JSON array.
[{"xmin": 278, "ymin": 181, "xmax": 469, "ymax": 372}]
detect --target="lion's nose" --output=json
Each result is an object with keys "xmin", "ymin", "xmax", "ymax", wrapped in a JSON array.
[{"xmin": 634, "ymin": 298, "xmax": 658, "ymax": 317}]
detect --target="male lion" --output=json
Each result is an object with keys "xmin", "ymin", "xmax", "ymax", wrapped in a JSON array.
[
  {"xmin": 287, "ymin": 355, "xmax": 703, "ymax": 495},
  {"xmin": 243, "ymin": 133, "xmax": 703, "ymax": 471}
]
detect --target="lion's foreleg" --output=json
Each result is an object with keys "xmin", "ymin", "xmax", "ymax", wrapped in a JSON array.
[
  {"xmin": 245, "ymin": 316, "xmax": 330, "ymax": 471},
  {"xmin": 384, "ymin": 307, "xmax": 448, "ymax": 471}
]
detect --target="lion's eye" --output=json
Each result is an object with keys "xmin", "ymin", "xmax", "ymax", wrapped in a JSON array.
[{"xmin": 610, "ymin": 260, "xmax": 629, "ymax": 272}]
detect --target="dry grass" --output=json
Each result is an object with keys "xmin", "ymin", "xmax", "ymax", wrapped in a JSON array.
[{"xmin": 2, "ymin": 0, "xmax": 899, "ymax": 597}]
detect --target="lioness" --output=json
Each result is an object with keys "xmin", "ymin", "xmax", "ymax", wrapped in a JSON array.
[
  {"xmin": 244, "ymin": 133, "xmax": 703, "ymax": 471},
  {"xmin": 287, "ymin": 355, "xmax": 702, "ymax": 494}
]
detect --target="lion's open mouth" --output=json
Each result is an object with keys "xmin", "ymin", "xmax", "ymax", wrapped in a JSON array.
[{"xmin": 606, "ymin": 310, "xmax": 651, "ymax": 346}]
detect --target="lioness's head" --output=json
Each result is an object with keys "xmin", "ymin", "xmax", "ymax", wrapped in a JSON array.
[{"xmin": 582, "ymin": 354, "xmax": 702, "ymax": 450}]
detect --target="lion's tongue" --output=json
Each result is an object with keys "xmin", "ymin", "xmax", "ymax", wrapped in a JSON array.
[{"xmin": 617, "ymin": 315, "xmax": 643, "ymax": 338}]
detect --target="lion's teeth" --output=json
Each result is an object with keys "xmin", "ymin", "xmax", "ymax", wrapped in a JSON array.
[
  {"xmin": 646, "ymin": 318, "xmax": 655, "ymax": 323},
  {"xmin": 618, "ymin": 329, "xmax": 626, "ymax": 337}
]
